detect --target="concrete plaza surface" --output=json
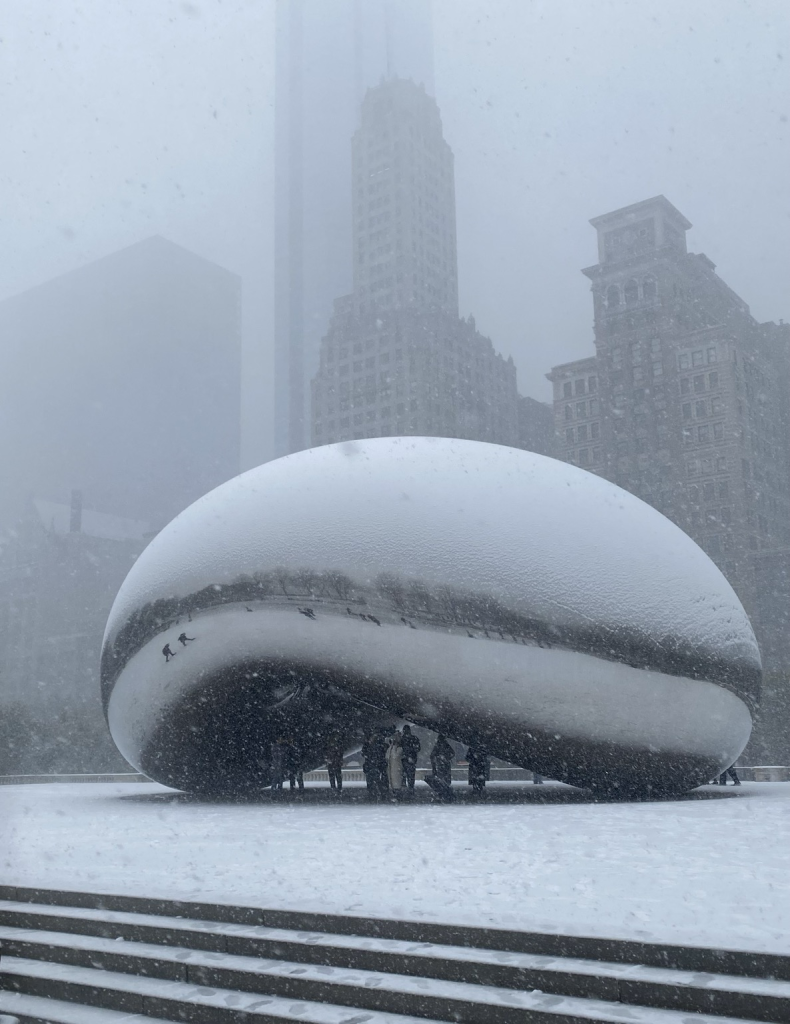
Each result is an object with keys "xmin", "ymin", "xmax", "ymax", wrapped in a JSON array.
[{"xmin": 1, "ymin": 781, "xmax": 788, "ymax": 954}]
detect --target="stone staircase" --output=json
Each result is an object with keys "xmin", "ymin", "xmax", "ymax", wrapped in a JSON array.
[{"xmin": 0, "ymin": 887, "xmax": 788, "ymax": 1024}]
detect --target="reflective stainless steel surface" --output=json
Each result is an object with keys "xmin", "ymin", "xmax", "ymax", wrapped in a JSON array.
[{"xmin": 102, "ymin": 437, "xmax": 759, "ymax": 796}]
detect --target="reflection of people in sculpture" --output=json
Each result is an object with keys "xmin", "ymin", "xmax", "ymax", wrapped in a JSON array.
[
  {"xmin": 400, "ymin": 725, "xmax": 421, "ymax": 791},
  {"xmin": 325, "ymin": 736, "xmax": 344, "ymax": 792},
  {"xmin": 162, "ymin": 643, "xmax": 176, "ymax": 662},
  {"xmin": 466, "ymin": 739, "xmax": 490, "ymax": 796},
  {"xmin": 177, "ymin": 633, "xmax": 195, "ymax": 646},
  {"xmin": 386, "ymin": 730, "xmax": 403, "ymax": 792},
  {"xmin": 425, "ymin": 734, "xmax": 455, "ymax": 801}
]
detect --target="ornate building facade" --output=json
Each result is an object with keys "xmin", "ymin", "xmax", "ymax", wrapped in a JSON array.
[
  {"xmin": 549, "ymin": 195, "xmax": 790, "ymax": 760},
  {"xmin": 311, "ymin": 78, "xmax": 520, "ymax": 449}
]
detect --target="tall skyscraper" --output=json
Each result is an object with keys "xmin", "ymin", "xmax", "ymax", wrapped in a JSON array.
[
  {"xmin": 274, "ymin": 0, "xmax": 435, "ymax": 455},
  {"xmin": 548, "ymin": 195, "xmax": 790, "ymax": 760},
  {"xmin": 310, "ymin": 78, "xmax": 520, "ymax": 449}
]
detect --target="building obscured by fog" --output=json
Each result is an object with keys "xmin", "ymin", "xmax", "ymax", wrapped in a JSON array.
[
  {"xmin": 275, "ymin": 0, "xmax": 434, "ymax": 455},
  {"xmin": 0, "ymin": 236, "xmax": 241, "ymax": 769},
  {"xmin": 548, "ymin": 195, "xmax": 790, "ymax": 762},
  {"xmin": 311, "ymin": 77, "xmax": 524, "ymax": 449},
  {"xmin": 0, "ymin": 236, "xmax": 241, "ymax": 532},
  {"xmin": 0, "ymin": 492, "xmax": 148, "ymax": 772}
]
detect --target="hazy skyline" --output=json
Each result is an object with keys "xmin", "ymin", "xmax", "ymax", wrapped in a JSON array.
[{"xmin": 2, "ymin": 0, "xmax": 787, "ymax": 468}]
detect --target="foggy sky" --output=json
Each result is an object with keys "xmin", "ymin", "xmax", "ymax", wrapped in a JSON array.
[{"xmin": 2, "ymin": 0, "xmax": 787, "ymax": 469}]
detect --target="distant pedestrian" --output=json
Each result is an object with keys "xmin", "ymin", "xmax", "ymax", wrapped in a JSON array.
[
  {"xmin": 424, "ymin": 733, "xmax": 454, "ymax": 801},
  {"xmin": 533, "ymin": 773, "xmax": 545, "ymax": 785},
  {"xmin": 466, "ymin": 739, "xmax": 490, "ymax": 796},
  {"xmin": 270, "ymin": 739, "xmax": 285, "ymax": 792},
  {"xmin": 386, "ymin": 730, "xmax": 403, "ymax": 793},
  {"xmin": 177, "ymin": 633, "xmax": 195, "ymax": 646},
  {"xmin": 162, "ymin": 643, "xmax": 176, "ymax": 662},
  {"xmin": 326, "ymin": 735, "xmax": 344, "ymax": 792},
  {"xmin": 719, "ymin": 765, "xmax": 741, "ymax": 785},
  {"xmin": 400, "ymin": 724, "xmax": 421, "ymax": 791}
]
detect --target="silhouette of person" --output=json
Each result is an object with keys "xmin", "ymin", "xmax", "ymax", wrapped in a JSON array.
[
  {"xmin": 162, "ymin": 644, "xmax": 176, "ymax": 662},
  {"xmin": 425, "ymin": 734, "xmax": 455, "ymax": 801},
  {"xmin": 270, "ymin": 738, "xmax": 286, "ymax": 792},
  {"xmin": 719, "ymin": 765, "xmax": 741, "ymax": 785},
  {"xmin": 466, "ymin": 739, "xmax": 490, "ymax": 796},
  {"xmin": 400, "ymin": 725, "xmax": 421, "ymax": 791},
  {"xmin": 177, "ymin": 633, "xmax": 195, "ymax": 646},
  {"xmin": 325, "ymin": 736, "xmax": 344, "ymax": 792}
]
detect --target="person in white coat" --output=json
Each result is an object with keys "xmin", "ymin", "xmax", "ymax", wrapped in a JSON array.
[{"xmin": 386, "ymin": 730, "xmax": 403, "ymax": 792}]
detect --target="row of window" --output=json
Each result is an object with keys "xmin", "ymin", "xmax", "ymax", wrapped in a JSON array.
[
  {"xmin": 568, "ymin": 447, "xmax": 602, "ymax": 467},
  {"xmin": 565, "ymin": 422, "xmax": 600, "ymax": 444},
  {"xmin": 682, "ymin": 397, "xmax": 725, "ymax": 420},
  {"xmin": 678, "ymin": 346, "xmax": 717, "ymax": 369},
  {"xmin": 686, "ymin": 456, "xmax": 728, "ymax": 476},
  {"xmin": 680, "ymin": 371, "xmax": 719, "ymax": 395},
  {"xmin": 563, "ymin": 399, "xmax": 599, "ymax": 421},
  {"xmin": 689, "ymin": 480, "xmax": 729, "ymax": 503},
  {"xmin": 682, "ymin": 422, "xmax": 725, "ymax": 444},
  {"xmin": 561, "ymin": 375, "xmax": 598, "ymax": 399},
  {"xmin": 605, "ymin": 277, "xmax": 658, "ymax": 309}
]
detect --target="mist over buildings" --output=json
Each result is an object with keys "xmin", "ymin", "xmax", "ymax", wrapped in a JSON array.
[{"xmin": 0, "ymin": 0, "xmax": 788, "ymax": 770}]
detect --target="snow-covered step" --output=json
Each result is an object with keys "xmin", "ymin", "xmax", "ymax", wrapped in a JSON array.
[
  {"xmin": 0, "ymin": 988, "xmax": 181, "ymax": 1022},
  {"xmin": 2, "ymin": 911, "xmax": 790, "ymax": 1022},
  {"xmin": 0, "ymin": 956, "xmax": 769, "ymax": 1024},
  {"xmin": 1, "ymin": 888, "xmax": 788, "ymax": 983}
]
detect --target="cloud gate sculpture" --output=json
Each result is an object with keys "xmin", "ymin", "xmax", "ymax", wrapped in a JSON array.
[{"xmin": 102, "ymin": 437, "xmax": 759, "ymax": 797}]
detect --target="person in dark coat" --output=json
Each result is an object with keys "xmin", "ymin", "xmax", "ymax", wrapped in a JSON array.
[
  {"xmin": 162, "ymin": 643, "xmax": 176, "ymax": 662},
  {"xmin": 361, "ymin": 733, "xmax": 377, "ymax": 796},
  {"xmin": 424, "ymin": 733, "xmax": 455, "ymax": 801},
  {"xmin": 325, "ymin": 736, "xmax": 344, "ymax": 792},
  {"xmin": 400, "ymin": 725, "xmax": 421, "ymax": 791},
  {"xmin": 719, "ymin": 765, "xmax": 741, "ymax": 785},
  {"xmin": 466, "ymin": 739, "xmax": 490, "ymax": 796},
  {"xmin": 371, "ymin": 729, "xmax": 389, "ymax": 796},
  {"xmin": 177, "ymin": 633, "xmax": 195, "ymax": 646},
  {"xmin": 285, "ymin": 737, "xmax": 304, "ymax": 792},
  {"xmin": 270, "ymin": 738, "xmax": 285, "ymax": 792}
]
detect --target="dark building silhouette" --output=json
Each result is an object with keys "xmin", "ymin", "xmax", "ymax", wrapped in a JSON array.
[
  {"xmin": 0, "ymin": 236, "xmax": 241, "ymax": 532},
  {"xmin": 549, "ymin": 196, "xmax": 790, "ymax": 761}
]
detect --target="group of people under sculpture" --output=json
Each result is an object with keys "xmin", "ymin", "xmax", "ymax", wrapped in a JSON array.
[{"xmin": 268, "ymin": 726, "xmax": 491, "ymax": 800}]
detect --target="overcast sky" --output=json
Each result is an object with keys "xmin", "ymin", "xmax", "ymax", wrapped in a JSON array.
[{"xmin": 2, "ymin": 0, "xmax": 787, "ymax": 466}]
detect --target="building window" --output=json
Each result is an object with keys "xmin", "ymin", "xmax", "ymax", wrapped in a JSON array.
[
  {"xmin": 563, "ymin": 381, "xmax": 572, "ymax": 398},
  {"xmin": 588, "ymin": 375, "xmax": 598, "ymax": 392},
  {"xmin": 680, "ymin": 377, "xmax": 691, "ymax": 395},
  {"xmin": 565, "ymin": 427, "xmax": 574, "ymax": 444},
  {"xmin": 683, "ymin": 427, "xmax": 694, "ymax": 445},
  {"xmin": 711, "ymin": 396, "xmax": 724, "ymax": 415},
  {"xmin": 577, "ymin": 424, "xmax": 588, "ymax": 441},
  {"xmin": 589, "ymin": 398, "xmax": 599, "ymax": 416},
  {"xmin": 692, "ymin": 350, "xmax": 704, "ymax": 367},
  {"xmin": 703, "ymin": 481, "xmax": 715, "ymax": 501},
  {"xmin": 575, "ymin": 379, "xmax": 586, "ymax": 395},
  {"xmin": 678, "ymin": 353, "xmax": 690, "ymax": 370},
  {"xmin": 682, "ymin": 403, "xmax": 692, "ymax": 420},
  {"xmin": 713, "ymin": 422, "xmax": 724, "ymax": 440},
  {"xmin": 606, "ymin": 284, "xmax": 621, "ymax": 308},
  {"xmin": 579, "ymin": 448, "xmax": 590, "ymax": 465},
  {"xmin": 708, "ymin": 371, "xmax": 719, "ymax": 389},
  {"xmin": 652, "ymin": 361, "xmax": 663, "ymax": 377},
  {"xmin": 624, "ymin": 279, "xmax": 639, "ymax": 305},
  {"xmin": 643, "ymin": 277, "xmax": 657, "ymax": 300},
  {"xmin": 718, "ymin": 480, "xmax": 729, "ymax": 499},
  {"xmin": 695, "ymin": 400, "xmax": 706, "ymax": 418},
  {"xmin": 576, "ymin": 401, "xmax": 586, "ymax": 418},
  {"xmin": 592, "ymin": 447, "xmax": 601, "ymax": 463},
  {"xmin": 590, "ymin": 421, "xmax": 600, "ymax": 439},
  {"xmin": 564, "ymin": 404, "xmax": 573, "ymax": 421},
  {"xmin": 693, "ymin": 375, "xmax": 705, "ymax": 393},
  {"xmin": 707, "ymin": 345, "xmax": 717, "ymax": 363},
  {"xmin": 688, "ymin": 485, "xmax": 699, "ymax": 502}
]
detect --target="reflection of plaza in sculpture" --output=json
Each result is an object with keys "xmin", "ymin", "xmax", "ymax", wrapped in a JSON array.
[{"xmin": 102, "ymin": 437, "xmax": 760, "ymax": 797}]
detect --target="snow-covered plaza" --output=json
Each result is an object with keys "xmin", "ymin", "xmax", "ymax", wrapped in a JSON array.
[{"xmin": 2, "ymin": 780, "xmax": 788, "ymax": 956}]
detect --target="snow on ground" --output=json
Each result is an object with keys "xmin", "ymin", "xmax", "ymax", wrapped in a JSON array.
[{"xmin": 1, "ymin": 781, "xmax": 788, "ymax": 954}]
